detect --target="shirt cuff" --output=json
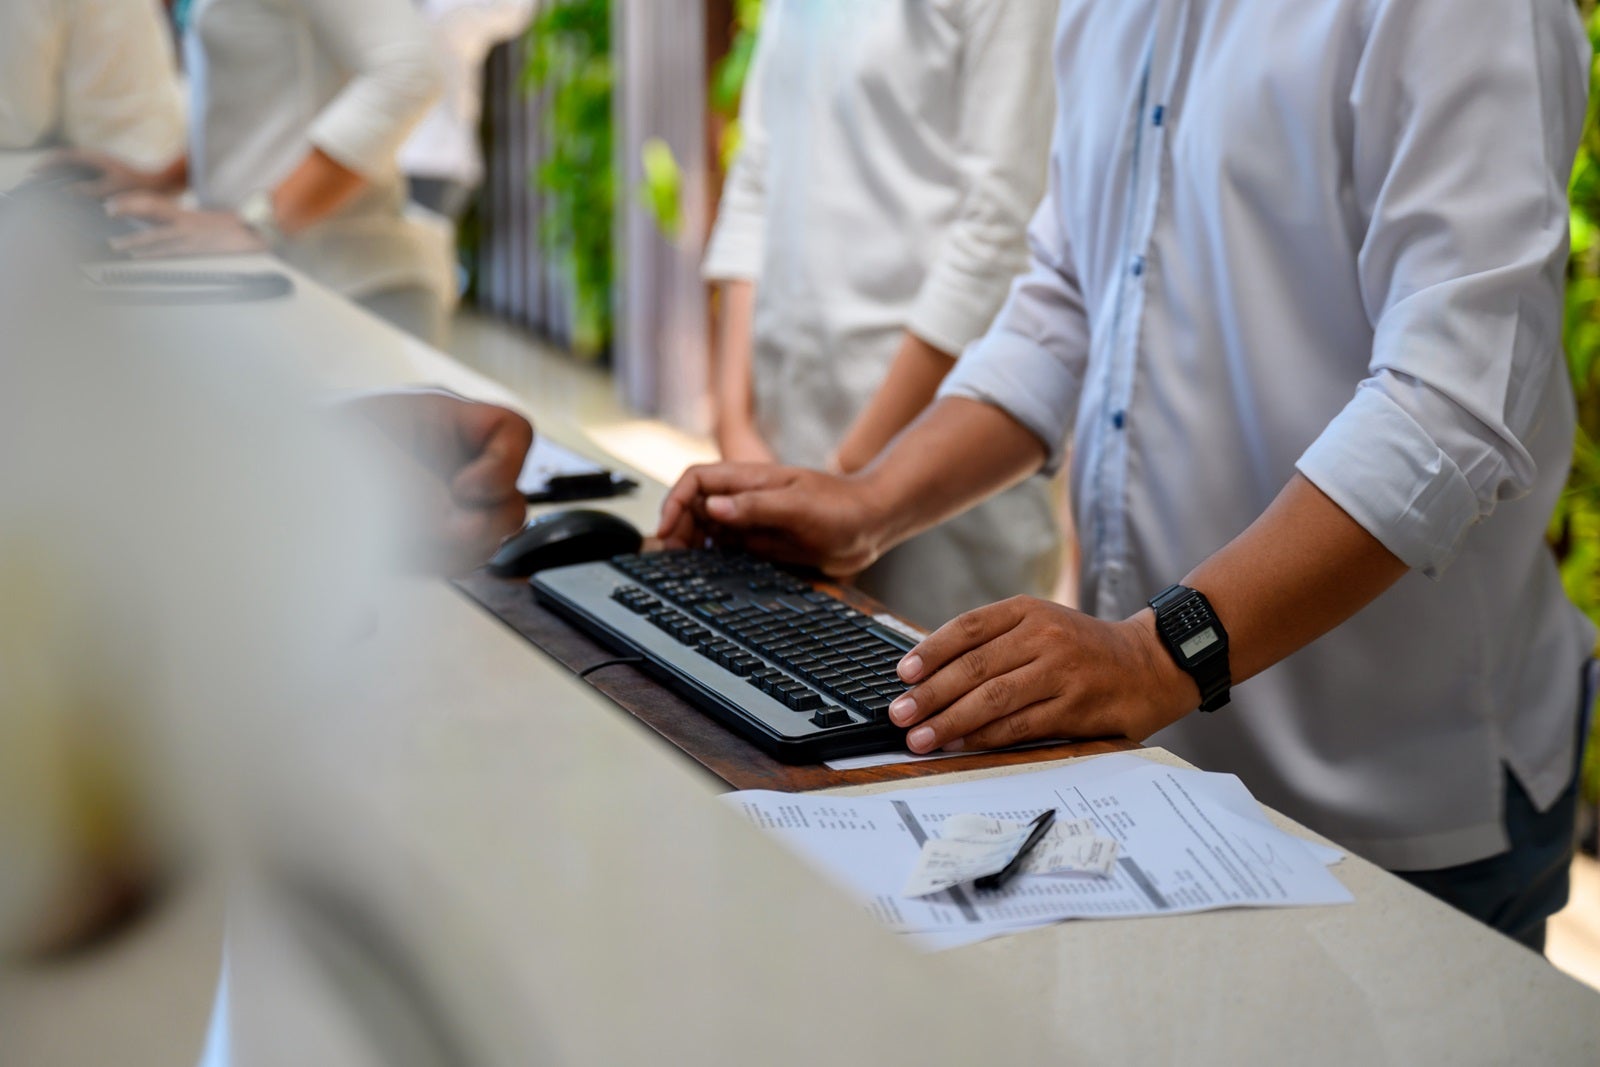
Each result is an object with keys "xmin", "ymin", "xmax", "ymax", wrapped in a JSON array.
[
  {"xmin": 702, "ymin": 211, "xmax": 763, "ymax": 282},
  {"xmin": 307, "ymin": 50, "xmax": 441, "ymax": 180},
  {"xmin": 1295, "ymin": 383, "xmax": 1483, "ymax": 578},
  {"xmin": 906, "ymin": 257, "xmax": 1015, "ymax": 357},
  {"xmin": 308, "ymin": 105, "xmax": 412, "ymax": 182},
  {"xmin": 938, "ymin": 329, "xmax": 1079, "ymax": 475}
]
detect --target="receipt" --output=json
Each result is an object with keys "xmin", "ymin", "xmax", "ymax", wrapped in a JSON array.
[
  {"xmin": 1019, "ymin": 819, "xmax": 1119, "ymax": 878},
  {"xmin": 902, "ymin": 814, "xmax": 1118, "ymax": 898}
]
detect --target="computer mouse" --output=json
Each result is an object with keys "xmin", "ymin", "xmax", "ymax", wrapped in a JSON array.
[{"xmin": 487, "ymin": 508, "xmax": 643, "ymax": 578}]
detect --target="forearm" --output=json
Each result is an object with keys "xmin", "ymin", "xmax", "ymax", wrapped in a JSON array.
[
  {"xmin": 712, "ymin": 279, "xmax": 759, "ymax": 445},
  {"xmin": 893, "ymin": 472, "xmax": 1415, "ymax": 753},
  {"xmin": 1146, "ymin": 474, "xmax": 1409, "ymax": 707},
  {"xmin": 270, "ymin": 148, "xmax": 368, "ymax": 237},
  {"xmin": 834, "ymin": 331, "xmax": 955, "ymax": 473},
  {"xmin": 856, "ymin": 396, "xmax": 1045, "ymax": 550}
]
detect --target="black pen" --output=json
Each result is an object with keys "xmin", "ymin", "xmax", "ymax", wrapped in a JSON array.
[{"xmin": 974, "ymin": 809, "xmax": 1056, "ymax": 892}]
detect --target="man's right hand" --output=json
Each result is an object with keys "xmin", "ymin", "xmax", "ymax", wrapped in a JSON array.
[
  {"xmin": 656, "ymin": 464, "xmax": 888, "ymax": 577},
  {"xmin": 664, "ymin": 399, "xmax": 1047, "ymax": 581}
]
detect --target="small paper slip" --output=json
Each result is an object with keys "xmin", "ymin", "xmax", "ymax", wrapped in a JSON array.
[
  {"xmin": 824, "ymin": 739, "xmax": 1063, "ymax": 772},
  {"xmin": 902, "ymin": 814, "xmax": 1117, "ymax": 897},
  {"xmin": 517, "ymin": 436, "xmax": 620, "ymax": 497},
  {"xmin": 1018, "ymin": 818, "xmax": 1119, "ymax": 878}
]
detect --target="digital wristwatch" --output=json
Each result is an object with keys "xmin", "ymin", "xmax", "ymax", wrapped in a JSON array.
[{"xmin": 1147, "ymin": 584, "xmax": 1231, "ymax": 712}]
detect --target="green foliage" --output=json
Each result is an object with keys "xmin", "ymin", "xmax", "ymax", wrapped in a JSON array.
[
  {"xmin": 522, "ymin": 0, "xmax": 614, "ymax": 357},
  {"xmin": 1561, "ymin": 2, "xmax": 1600, "ymax": 801},
  {"xmin": 709, "ymin": 0, "xmax": 763, "ymax": 170},
  {"xmin": 639, "ymin": 137, "xmax": 684, "ymax": 240}
]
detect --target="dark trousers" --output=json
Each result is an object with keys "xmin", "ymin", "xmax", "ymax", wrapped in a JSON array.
[
  {"xmin": 1396, "ymin": 768, "xmax": 1578, "ymax": 952},
  {"xmin": 1395, "ymin": 676, "xmax": 1593, "ymax": 953}
]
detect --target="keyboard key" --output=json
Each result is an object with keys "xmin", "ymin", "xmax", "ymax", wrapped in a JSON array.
[
  {"xmin": 789, "ymin": 691, "xmax": 822, "ymax": 711},
  {"xmin": 863, "ymin": 623, "xmax": 918, "ymax": 653},
  {"xmin": 810, "ymin": 707, "xmax": 853, "ymax": 728}
]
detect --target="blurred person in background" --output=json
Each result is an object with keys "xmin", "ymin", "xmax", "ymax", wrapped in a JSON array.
[
  {"xmin": 0, "ymin": 194, "xmax": 533, "ymax": 1064},
  {"xmin": 0, "ymin": 192, "xmax": 532, "ymax": 969},
  {"xmin": 0, "ymin": 0, "xmax": 185, "ymax": 171},
  {"xmin": 400, "ymin": 0, "xmax": 536, "ymax": 223},
  {"xmin": 704, "ymin": 0, "xmax": 1064, "ymax": 629},
  {"xmin": 61, "ymin": 0, "xmax": 453, "ymax": 344}
]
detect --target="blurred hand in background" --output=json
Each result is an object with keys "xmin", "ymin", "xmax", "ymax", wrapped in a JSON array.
[{"xmin": 347, "ymin": 391, "xmax": 533, "ymax": 574}]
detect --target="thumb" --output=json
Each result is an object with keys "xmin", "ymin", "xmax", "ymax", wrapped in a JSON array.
[{"xmin": 451, "ymin": 420, "xmax": 533, "ymax": 506}]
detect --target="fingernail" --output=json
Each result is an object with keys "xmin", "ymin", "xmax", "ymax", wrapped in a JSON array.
[
  {"xmin": 898, "ymin": 654, "xmax": 923, "ymax": 682},
  {"xmin": 908, "ymin": 726, "xmax": 934, "ymax": 752},
  {"xmin": 707, "ymin": 496, "xmax": 734, "ymax": 519},
  {"xmin": 942, "ymin": 739, "xmax": 964, "ymax": 753},
  {"xmin": 888, "ymin": 694, "xmax": 916, "ymax": 724}
]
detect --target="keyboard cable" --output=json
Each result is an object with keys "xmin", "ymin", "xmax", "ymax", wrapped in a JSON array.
[{"xmin": 577, "ymin": 656, "xmax": 647, "ymax": 680}]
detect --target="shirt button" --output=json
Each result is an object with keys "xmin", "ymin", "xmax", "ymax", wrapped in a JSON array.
[
  {"xmin": 1131, "ymin": 256, "xmax": 1145, "ymax": 277},
  {"xmin": 1111, "ymin": 410, "xmax": 1126, "ymax": 430}
]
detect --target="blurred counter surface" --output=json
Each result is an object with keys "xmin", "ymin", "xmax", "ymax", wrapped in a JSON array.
[{"xmin": 1, "ymin": 230, "xmax": 1598, "ymax": 1065}]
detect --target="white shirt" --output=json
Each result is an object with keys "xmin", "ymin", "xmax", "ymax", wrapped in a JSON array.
[
  {"xmin": 186, "ymin": 0, "xmax": 451, "ymax": 302},
  {"xmin": 0, "ymin": 0, "xmax": 185, "ymax": 168},
  {"xmin": 705, "ymin": 0, "xmax": 1061, "ymax": 466},
  {"xmin": 702, "ymin": 0, "xmax": 1065, "ymax": 627},
  {"xmin": 943, "ymin": 0, "xmax": 1595, "ymax": 870},
  {"xmin": 398, "ymin": 0, "xmax": 534, "ymax": 188}
]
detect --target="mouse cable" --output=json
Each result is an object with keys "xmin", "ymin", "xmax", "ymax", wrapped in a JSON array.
[{"xmin": 577, "ymin": 656, "xmax": 647, "ymax": 680}]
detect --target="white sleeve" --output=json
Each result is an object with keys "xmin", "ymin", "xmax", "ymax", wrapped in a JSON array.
[
  {"xmin": 904, "ymin": 0, "xmax": 1058, "ymax": 356},
  {"xmin": 59, "ymin": 0, "xmax": 185, "ymax": 169},
  {"xmin": 701, "ymin": 0, "xmax": 780, "ymax": 283},
  {"xmin": 424, "ymin": 0, "xmax": 536, "ymax": 65},
  {"xmin": 298, "ymin": 0, "xmax": 444, "ymax": 180},
  {"xmin": 1295, "ymin": 0, "xmax": 1590, "ymax": 576},
  {"xmin": 938, "ymin": 165, "xmax": 1092, "ymax": 475}
]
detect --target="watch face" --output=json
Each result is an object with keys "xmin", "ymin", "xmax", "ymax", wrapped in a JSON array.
[{"xmin": 1179, "ymin": 626, "xmax": 1220, "ymax": 661}]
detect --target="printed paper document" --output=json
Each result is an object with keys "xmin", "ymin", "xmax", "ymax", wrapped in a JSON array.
[{"xmin": 725, "ymin": 753, "xmax": 1351, "ymax": 949}]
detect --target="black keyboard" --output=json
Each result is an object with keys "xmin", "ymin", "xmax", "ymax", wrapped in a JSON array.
[{"xmin": 531, "ymin": 550, "xmax": 919, "ymax": 762}]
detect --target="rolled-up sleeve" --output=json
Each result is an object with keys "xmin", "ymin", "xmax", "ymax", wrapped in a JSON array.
[
  {"xmin": 939, "ymin": 172, "xmax": 1093, "ymax": 474},
  {"xmin": 300, "ymin": 0, "xmax": 443, "ymax": 180},
  {"xmin": 1295, "ymin": 0, "xmax": 1590, "ymax": 577},
  {"xmin": 905, "ymin": 0, "xmax": 1057, "ymax": 356},
  {"xmin": 702, "ymin": 0, "xmax": 779, "ymax": 283}
]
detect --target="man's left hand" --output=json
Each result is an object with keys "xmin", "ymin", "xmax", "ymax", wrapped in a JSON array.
[{"xmin": 889, "ymin": 597, "xmax": 1198, "ymax": 753}]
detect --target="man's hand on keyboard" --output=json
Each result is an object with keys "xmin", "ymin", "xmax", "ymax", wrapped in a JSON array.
[
  {"xmin": 887, "ymin": 597, "xmax": 1197, "ymax": 754},
  {"xmin": 656, "ymin": 463, "xmax": 887, "ymax": 577}
]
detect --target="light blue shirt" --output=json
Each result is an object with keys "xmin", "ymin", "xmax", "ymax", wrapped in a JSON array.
[{"xmin": 943, "ymin": 0, "xmax": 1596, "ymax": 869}]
